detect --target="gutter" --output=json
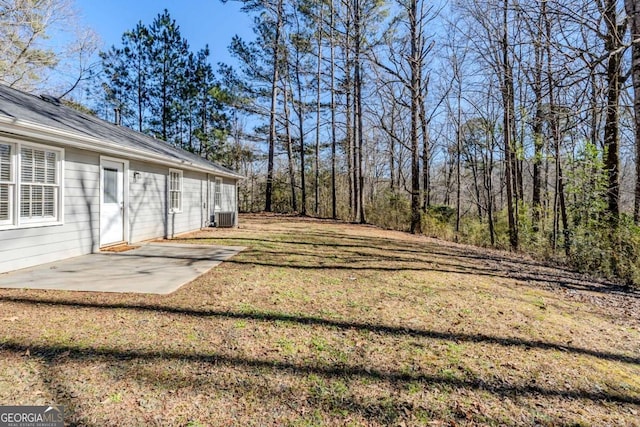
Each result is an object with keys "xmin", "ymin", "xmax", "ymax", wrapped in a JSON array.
[{"xmin": 0, "ymin": 116, "xmax": 244, "ymax": 180}]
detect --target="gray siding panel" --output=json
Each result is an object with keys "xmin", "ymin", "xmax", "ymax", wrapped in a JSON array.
[
  {"xmin": 127, "ymin": 163, "xmax": 207, "ymax": 241},
  {"xmin": 220, "ymin": 178, "xmax": 237, "ymax": 212},
  {"xmin": 167, "ymin": 170, "xmax": 206, "ymax": 237},
  {"xmin": 128, "ymin": 161, "xmax": 167, "ymax": 243},
  {"xmin": 0, "ymin": 147, "xmax": 100, "ymax": 274},
  {"xmin": 0, "ymin": 144, "xmax": 237, "ymax": 274}
]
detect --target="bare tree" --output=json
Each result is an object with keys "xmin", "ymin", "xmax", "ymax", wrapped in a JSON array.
[
  {"xmin": 601, "ymin": 0, "xmax": 626, "ymax": 221},
  {"xmin": 626, "ymin": 0, "xmax": 640, "ymax": 223},
  {"xmin": 330, "ymin": 0, "xmax": 338, "ymax": 219},
  {"xmin": 0, "ymin": 0, "xmax": 97, "ymax": 94},
  {"xmin": 265, "ymin": 0, "xmax": 285, "ymax": 212}
]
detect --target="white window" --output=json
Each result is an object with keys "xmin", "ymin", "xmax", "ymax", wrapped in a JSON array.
[
  {"xmin": 214, "ymin": 177, "xmax": 222, "ymax": 210},
  {"xmin": 20, "ymin": 146, "xmax": 59, "ymax": 222},
  {"xmin": 0, "ymin": 143, "xmax": 14, "ymax": 225},
  {"xmin": 169, "ymin": 169, "xmax": 182, "ymax": 213},
  {"xmin": 0, "ymin": 140, "xmax": 63, "ymax": 229}
]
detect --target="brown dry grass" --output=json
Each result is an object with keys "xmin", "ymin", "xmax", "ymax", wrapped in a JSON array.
[{"xmin": 0, "ymin": 213, "xmax": 639, "ymax": 426}]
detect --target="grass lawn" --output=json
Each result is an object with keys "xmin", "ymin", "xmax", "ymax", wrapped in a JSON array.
[{"xmin": 0, "ymin": 213, "xmax": 639, "ymax": 426}]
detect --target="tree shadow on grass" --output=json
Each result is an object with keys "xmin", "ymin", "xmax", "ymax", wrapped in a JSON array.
[
  {"xmin": 39, "ymin": 358, "xmax": 93, "ymax": 427},
  {"xmin": 176, "ymin": 233, "xmax": 636, "ymax": 297},
  {"xmin": 225, "ymin": 248, "xmax": 634, "ymax": 298},
  {"xmin": 1, "ymin": 340, "xmax": 638, "ymax": 408},
  {"xmin": 1, "ymin": 295, "xmax": 638, "ymax": 366},
  {"xmin": 119, "ymin": 354, "xmax": 557, "ymax": 426}
]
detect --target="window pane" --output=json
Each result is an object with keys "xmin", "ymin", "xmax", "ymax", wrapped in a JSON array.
[
  {"xmin": 34, "ymin": 149, "xmax": 45, "ymax": 183},
  {"xmin": 32, "ymin": 185, "xmax": 43, "ymax": 217},
  {"xmin": 170, "ymin": 191, "xmax": 177, "ymax": 211},
  {"xmin": 46, "ymin": 151, "xmax": 56, "ymax": 184},
  {"xmin": 20, "ymin": 185, "xmax": 31, "ymax": 218},
  {"xmin": 215, "ymin": 179, "xmax": 222, "ymax": 208},
  {"xmin": 21, "ymin": 148, "xmax": 56, "ymax": 184},
  {"xmin": 172, "ymin": 191, "xmax": 182, "ymax": 211},
  {"xmin": 170, "ymin": 171, "xmax": 181, "ymax": 191},
  {"xmin": 44, "ymin": 187, "xmax": 55, "ymax": 217},
  {"xmin": 21, "ymin": 148, "xmax": 33, "ymax": 182},
  {"xmin": 103, "ymin": 168, "xmax": 118, "ymax": 203},
  {"xmin": 0, "ymin": 144, "xmax": 11, "ymax": 182},
  {"xmin": 0, "ymin": 184, "xmax": 9, "ymax": 220}
]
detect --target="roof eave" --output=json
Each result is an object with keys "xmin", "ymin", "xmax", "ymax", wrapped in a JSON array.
[{"xmin": 0, "ymin": 116, "xmax": 244, "ymax": 180}]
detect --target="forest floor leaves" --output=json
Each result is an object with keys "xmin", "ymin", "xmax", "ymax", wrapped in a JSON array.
[{"xmin": 0, "ymin": 213, "xmax": 639, "ymax": 426}]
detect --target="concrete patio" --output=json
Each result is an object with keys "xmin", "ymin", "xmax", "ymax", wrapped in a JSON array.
[{"xmin": 0, "ymin": 243, "xmax": 246, "ymax": 294}]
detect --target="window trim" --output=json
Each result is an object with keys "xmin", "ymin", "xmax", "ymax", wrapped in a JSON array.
[
  {"xmin": 168, "ymin": 168, "xmax": 183, "ymax": 214},
  {"xmin": 214, "ymin": 177, "xmax": 222, "ymax": 210},
  {"xmin": 0, "ymin": 141, "xmax": 15, "ymax": 226},
  {"xmin": 0, "ymin": 138, "xmax": 64, "ymax": 230}
]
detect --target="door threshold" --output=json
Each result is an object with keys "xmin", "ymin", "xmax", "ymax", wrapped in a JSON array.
[
  {"xmin": 100, "ymin": 241, "xmax": 126, "ymax": 249},
  {"xmin": 101, "ymin": 242, "xmax": 140, "ymax": 253}
]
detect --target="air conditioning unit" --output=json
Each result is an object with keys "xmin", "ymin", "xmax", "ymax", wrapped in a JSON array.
[{"xmin": 214, "ymin": 212, "xmax": 235, "ymax": 228}]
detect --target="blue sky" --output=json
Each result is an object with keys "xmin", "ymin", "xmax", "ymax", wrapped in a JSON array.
[{"xmin": 75, "ymin": 0, "xmax": 255, "ymax": 66}]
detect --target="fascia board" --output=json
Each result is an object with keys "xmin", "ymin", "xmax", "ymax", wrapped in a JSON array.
[{"xmin": 0, "ymin": 116, "xmax": 244, "ymax": 180}]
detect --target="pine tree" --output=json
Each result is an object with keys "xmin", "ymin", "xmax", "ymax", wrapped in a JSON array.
[{"xmin": 100, "ymin": 9, "xmax": 229, "ymax": 154}]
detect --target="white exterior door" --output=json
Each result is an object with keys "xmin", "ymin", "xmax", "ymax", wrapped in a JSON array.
[{"xmin": 100, "ymin": 160, "xmax": 124, "ymax": 246}]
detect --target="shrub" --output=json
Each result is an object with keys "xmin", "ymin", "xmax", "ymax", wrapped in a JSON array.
[
  {"xmin": 367, "ymin": 189, "xmax": 411, "ymax": 232},
  {"xmin": 568, "ymin": 215, "xmax": 640, "ymax": 286},
  {"xmin": 421, "ymin": 205, "xmax": 455, "ymax": 240}
]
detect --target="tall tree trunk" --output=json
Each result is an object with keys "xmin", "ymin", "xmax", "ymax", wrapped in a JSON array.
[
  {"xmin": 531, "ymin": 0, "xmax": 545, "ymax": 231},
  {"xmin": 314, "ymin": 4, "xmax": 323, "ymax": 216},
  {"xmin": 344, "ymin": 2, "xmax": 354, "ymax": 218},
  {"xmin": 283, "ymin": 78, "xmax": 298, "ymax": 212},
  {"xmin": 390, "ymin": 134, "xmax": 396, "ymax": 191},
  {"xmin": 550, "ymin": 107, "xmax": 569, "ymax": 256},
  {"xmin": 353, "ymin": 0, "xmax": 365, "ymax": 223},
  {"xmin": 409, "ymin": 0, "xmax": 422, "ymax": 234},
  {"xmin": 485, "ymin": 135, "xmax": 496, "ymax": 246},
  {"xmin": 330, "ymin": 0, "xmax": 337, "ymax": 219},
  {"xmin": 502, "ymin": 0, "xmax": 518, "ymax": 250},
  {"xmin": 137, "ymin": 54, "xmax": 144, "ymax": 132},
  {"xmin": 265, "ymin": 0, "xmax": 284, "ymax": 212},
  {"xmin": 444, "ymin": 155, "xmax": 454, "ymax": 206},
  {"xmin": 627, "ymin": 0, "xmax": 640, "ymax": 223},
  {"xmin": 295, "ymin": 51, "xmax": 307, "ymax": 216},
  {"xmin": 162, "ymin": 45, "xmax": 168, "ymax": 141},
  {"xmin": 420, "ymin": 93, "xmax": 431, "ymax": 211},
  {"xmin": 603, "ymin": 0, "xmax": 624, "ymax": 220},
  {"xmin": 591, "ymin": 73, "xmax": 599, "ymax": 148},
  {"xmin": 545, "ymin": 0, "xmax": 569, "ymax": 256},
  {"xmin": 455, "ymin": 57, "xmax": 462, "ymax": 236}
]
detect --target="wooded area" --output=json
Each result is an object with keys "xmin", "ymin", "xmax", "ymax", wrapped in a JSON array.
[
  {"xmin": 220, "ymin": 0, "xmax": 640, "ymax": 286},
  {"xmin": 3, "ymin": 0, "xmax": 640, "ymax": 286}
]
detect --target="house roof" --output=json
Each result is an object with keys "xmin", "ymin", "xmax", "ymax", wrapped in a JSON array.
[{"xmin": 0, "ymin": 84, "xmax": 243, "ymax": 180}]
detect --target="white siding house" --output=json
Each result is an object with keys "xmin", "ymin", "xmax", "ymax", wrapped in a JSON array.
[{"xmin": 0, "ymin": 84, "xmax": 243, "ymax": 274}]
